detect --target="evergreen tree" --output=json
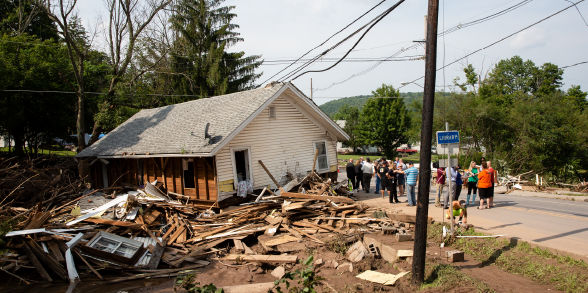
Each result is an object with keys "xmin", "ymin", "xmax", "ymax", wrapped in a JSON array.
[{"xmin": 170, "ymin": 0, "xmax": 262, "ymax": 98}]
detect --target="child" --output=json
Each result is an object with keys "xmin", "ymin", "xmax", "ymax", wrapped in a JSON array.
[{"xmin": 445, "ymin": 200, "xmax": 468, "ymax": 225}]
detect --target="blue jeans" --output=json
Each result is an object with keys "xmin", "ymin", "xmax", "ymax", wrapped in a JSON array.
[
  {"xmin": 375, "ymin": 176, "xmax": 381, "ymax": 193},
  {"xmin": 407, "ymin": 184, "xmax": 416, "ymax": 206}
]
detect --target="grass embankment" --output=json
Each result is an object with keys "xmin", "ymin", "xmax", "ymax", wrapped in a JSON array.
[
  {"xmin": 427, "ymin": 223, "xmax": 588, "ymax": 293},
  {"xmin": 422, "ymin": 262, "xmax": 494, "ymax": 292},
  {"xmin": 0, "ymin": 147, "xmax": 75, "ymax": 156}
]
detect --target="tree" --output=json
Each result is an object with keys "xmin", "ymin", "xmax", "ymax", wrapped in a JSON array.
[
  {"xmin": 170, "ymin": 0, "xmax": 262, "ymax": 98},
  {"xmin": 333, "ymin": 105, "xmax": 361, "ymax": 152},
  {"xmin": 0, "ymin": 0, "xmax": 58, "ymax": 40},
  {"xmin": 358, "ymin": 84, "xmax": 410, "ymax": 158},
  {"xmin": 566, "ymin": 85, "xmax": 587, "ymax": 111},
  {"xmin": 0, "ymin": 34, "xmax": 74, "ymax": 156}
]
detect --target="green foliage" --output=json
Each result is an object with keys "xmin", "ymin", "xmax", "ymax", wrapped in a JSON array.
[
  {"xmin": 0, "ymin": 0, "xmax": 58, "ymax": 40},
  {"xmin": 422, "ymin": 263, "xmax": 494, "ymax": 292},
  {"xmin": 0, "ymin": 34, "xmax": 75, "ymax": 155},
  {"xmin": 319, "ymin": 95, "xmax": 372, "ymax": 116},
  {"xmin": 175, "ymin": 274, "xmax": 223, "ymax": 293},
  {"xmin": 170, "ymin": 0, "xmax": 262, "ymax": 98},
  {"xmin": 358, "ymin": 84, "xmax": 410, "ymax": 158},
  {"xmin": 332, "ymin": 104, "xmax": 361, "ymax": 152},
  {"xmin": 271, "ymin": 255, "xmax": 323, "ymax": 293}
]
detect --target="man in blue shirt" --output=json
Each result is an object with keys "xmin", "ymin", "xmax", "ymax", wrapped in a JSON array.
[{"xmin": 405, "ymin": 162, "xmax": 419, "ymax": 206}]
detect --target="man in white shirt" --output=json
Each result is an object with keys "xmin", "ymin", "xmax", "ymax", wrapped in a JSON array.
[{"xmin": 361, "ymin": 158, "xmax": 374, "ymax": 193}]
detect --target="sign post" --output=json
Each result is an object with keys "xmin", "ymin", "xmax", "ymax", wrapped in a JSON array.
[{"xmin": 436, "ymin": 129, "xmax": 459, "ymax": 234}]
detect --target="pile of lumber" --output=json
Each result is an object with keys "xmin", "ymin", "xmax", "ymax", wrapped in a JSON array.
[{"xmin": 1, "ymin": 183, "xmax": 413, "ymax": 285}]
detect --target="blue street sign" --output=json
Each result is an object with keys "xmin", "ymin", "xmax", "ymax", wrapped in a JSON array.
[{"xmin": 437, "ymin": 131, "xmax": 460, "ymax": 144}]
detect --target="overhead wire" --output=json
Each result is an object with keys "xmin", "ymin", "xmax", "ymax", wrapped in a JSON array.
[
  {"xmin": 399, "ymin": 0, "xmax": 585, "ymax": 89},
  {"xmin": 257, "ymin": 0, "xmax": 390, "ymax": 85},
  {"xmin": 276, "ymin": 4, "xmax": 397, "ymax": 82},
  {"xmin": 286, "ymin": 0, "xmax": 406, "ymax": 81},
  {"xmin": 311, "ymin": 0, "xmax": 534, "ymax": 93}
]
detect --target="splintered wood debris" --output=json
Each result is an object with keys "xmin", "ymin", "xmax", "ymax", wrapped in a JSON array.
[{"xmin": 0, "ymin": 159, "xmax": 420, "ymax": 286}]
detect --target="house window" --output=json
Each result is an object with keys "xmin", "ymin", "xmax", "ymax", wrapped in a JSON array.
[
  {"xmin": 87, "ymin": 231, "xmax": 143, "ymax": 259},
  {"xmin": 182, "ymin": 159, "xmax": 195, "ymax": 188},
  {"xmin": 314, "ymin": 142, "xmax": 328, "ymax": 171},
  {"xmin": 269, "ymin": 106, "xmax": 276, "ymax": 119}
]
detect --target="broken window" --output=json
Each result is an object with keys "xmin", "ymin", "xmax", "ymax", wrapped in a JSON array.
[
  {"xmin": 314, "ymin": 141, "xmax": 328, "ymax": 171},
  {"xmin": 183, "ymin": 159, "xmax": 195, "ymax": 188},
  {"xmin": 87, "ymin": 231, "xmax": 143, "ymax": 259}
]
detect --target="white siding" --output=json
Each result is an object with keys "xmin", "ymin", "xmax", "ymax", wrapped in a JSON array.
[{"xmin": 216, "ymin": 93, "xmax": 338, "ymax": 196}]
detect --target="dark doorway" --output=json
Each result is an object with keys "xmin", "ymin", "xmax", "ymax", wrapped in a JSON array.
[{"xmin": 234, "ymin": 150, "xmax": 250, "ymax": 182}]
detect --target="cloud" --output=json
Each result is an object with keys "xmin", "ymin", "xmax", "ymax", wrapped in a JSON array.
[{"xmin": 510, "ymin": 27, "xmax": 546, "ymax": 50}]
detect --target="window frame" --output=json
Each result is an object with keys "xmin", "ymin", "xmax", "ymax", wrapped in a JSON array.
[{"xmin": 313, "ymin": 141, "xmax": 329, "ymax": 172}]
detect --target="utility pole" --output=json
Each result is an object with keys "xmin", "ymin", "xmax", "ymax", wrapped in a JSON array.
[
  {"xmin": 412, "ymin": 0, "xmax": 439, "ymax": 284},
  {"xmin": 310, "ymin": 78, "xmax": 313, "ymax": 100},
  {"xmin": 446, "ymin": 122, "xmax": 454, "ymax": 235}
]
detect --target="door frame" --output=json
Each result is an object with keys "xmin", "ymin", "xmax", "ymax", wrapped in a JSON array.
[{"xmin": 230, "ymin": 147, "xmax": 253, "ymax": 189}]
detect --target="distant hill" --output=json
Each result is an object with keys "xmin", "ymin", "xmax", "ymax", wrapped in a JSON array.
[{"xmin": 319, "ymin": 92, "xmax": 424, "ymax": 117}]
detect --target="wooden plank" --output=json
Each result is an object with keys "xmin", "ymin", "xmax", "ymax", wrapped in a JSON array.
[
  {"xmin": 73, "ymin": 248, "xmax": 103, "ymax": 280},
  {"xmin": 27, "ymin": 239, "xmax": 67, "ymax": 280},
  {"xmin": 258, "ymin": 160, "xmax": 284, "ymax": 192},
  {"xmin": 23, "ymin": 241, "xmax": 52, "ymax": 282},
  {"xmin": 223, "ymin": 254, "xmax": 298, "ymax": 264},
  {"xmin": 281, "ymin": 192, "xmax": 354, "ymax": 204},
  {"xmin": 83, "ymin": 218, "xmax": 142, "ymax": 228},
  {"xmin": 194, "ymin": 158, "xmax": 200, "ymax": 200},
  {"xmin": 259, "ymin": 234, "xmax": 299, "ymax": 247},
  {"xmin": 167, "ymin": 226, "xmax": 187, "ymax": 245},
  {"xmin": 204, "ymin": 158, "xmax": 210, "ymax": 200},
  {"xmin": 388, "ymin": 213, "xmax": 433, "ymax": 224}
]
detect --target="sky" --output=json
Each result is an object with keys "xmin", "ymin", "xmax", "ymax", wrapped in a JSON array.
[{"xmin": 77, "ymin": 0, "xmax": 588, "ymax": 105}]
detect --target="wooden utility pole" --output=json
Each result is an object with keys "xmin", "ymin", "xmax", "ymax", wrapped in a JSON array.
[
  {"xmin": 412, "ymin": 0, "xmax": 439, "ymax": 284},
  {"xmin": 310, "ymin": 78, "xmax": 313, "ymax": 100}
]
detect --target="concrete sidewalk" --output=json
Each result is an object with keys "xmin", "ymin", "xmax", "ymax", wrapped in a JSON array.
[{"xmin": 351, "ymin": 188, "xmax": 588, "ymax": 261}]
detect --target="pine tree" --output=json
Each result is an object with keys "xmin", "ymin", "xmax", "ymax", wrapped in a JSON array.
[{"xmin": 170, "ymin": 0, "xmax": 262, "ymax": 98}]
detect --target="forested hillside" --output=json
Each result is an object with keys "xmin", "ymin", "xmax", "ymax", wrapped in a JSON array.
[{"xmin": 319, "ymin": 92, "xmax": 423, "ymax": 117}]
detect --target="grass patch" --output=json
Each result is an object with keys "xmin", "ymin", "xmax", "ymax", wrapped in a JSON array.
[
  {"xmin": 0, "ymin": 147, "xmax": 76, "ymax": 157},
  {"xmin": 421, "ymin": 263, "xmax": 494, "ymax": 292},
  {"xmin": 427, "ymin": 223, "xmax": 588, "ymax": 293},
  {"xmin": 560, "ymin": 193, "xmax": 588, "ymax": 197}
]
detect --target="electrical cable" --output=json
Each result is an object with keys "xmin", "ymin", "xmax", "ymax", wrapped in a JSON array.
[
  {"xmin": 287, "ymin": 0, "xmax": 406, "ymax": 81},
  {"xmin": 257, "ymin": 0, "xmax": 390, "ymax": 86},
  {"xmin": 399, "ymin": 0, "xmax": 585, "ymax": 89},
  {"xmin": 561, "ymin": 60, "xmax": 588, "ymax": 68},
  {"xmin": 277, "ymin": 7, "xmax": 389, "ymax": 82},
  {"xmin": 311, "ymin": 0, "xmax": 533, "ymax": 93},
  {"xmin": 564, "ymin": 0, "xmax": 588, "ymax": 27}
]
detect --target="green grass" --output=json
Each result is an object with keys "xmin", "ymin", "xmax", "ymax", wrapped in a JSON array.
[
  {"xmin": 421, "ymin": 263, "xmax": 494, "ymax": 292},
  {"xmin": 428, "ymin": 223, "xmax": 588, "ymax": 293},
  {"xmin": 0, "ymin": 147, "xmax": 76, "ymax": 157}
]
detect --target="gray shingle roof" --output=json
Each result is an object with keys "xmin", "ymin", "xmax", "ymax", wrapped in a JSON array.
[{"xmin": 77, "ymin": 83, "xmax": 284, "ymax": 157}]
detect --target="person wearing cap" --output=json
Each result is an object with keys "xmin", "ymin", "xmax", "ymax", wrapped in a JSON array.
[{"xmin": 445, "ymin": 200, "xmax": 468, "ymax": 225}]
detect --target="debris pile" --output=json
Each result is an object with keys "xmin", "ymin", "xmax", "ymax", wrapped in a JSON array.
[{"xmin": 0, "ymin": 157, "xmax": 422, "ymax": 289}]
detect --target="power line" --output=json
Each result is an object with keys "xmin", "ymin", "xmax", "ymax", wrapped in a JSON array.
[
  {"xmin": 561, "ymin": 60, "xmax": 588, "ymax": 68},
  {"xmin": 1, "ymin": 89, "xmax": 202, "ymax": 98},
  {"xmin": 564, "ymin": 0, "xmax": 588, "ymax": 27},
  {"xmin": 313, "ymin": 44, "xmax": 423, "ymax": 92},
  {"xmin": 312, "ymin": 0, "xmax": 533, "ymax": 93},
  {"xmin": 257, "ymin": 0, "xmax": 390, "ymax": 85},
  {"xmin": 287, "ymin": 0, "xmax": 407, "ymax": 81},
  {"xmin": 277, "ymin": 6, "xmax": 391, "ymax": 82},
  {"xmin": 399, "ymin": 0, "xmax": 585, "ymax": 89}
]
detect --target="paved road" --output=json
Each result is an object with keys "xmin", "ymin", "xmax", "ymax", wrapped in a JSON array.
[{"xmin": 339, "ymin": 170, "xmax": 588, "ymax": 259}]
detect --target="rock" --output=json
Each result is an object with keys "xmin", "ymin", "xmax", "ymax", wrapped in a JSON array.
[
  {"xmin": 326, "ymin": 260, "xmax": 339, "ymax": 268},
  {"xmin": 346, "ymin": 241, "xmax": 368, "ymax": 263},
  {"xmin": 396, "ymin": 233, "xmax": 413, "ymax": 242},
  {"xmin": 446, "ymin": 250, "xmax": 464, "ymax": 262},
  {"xmin": 271, "ymin": 266, "xmax": 286, "ymax": 279},
  {"xmin": 337, "ymin": 262, "xmax": 353, "ymax": 273},
  {"xmin": 314, "ymin": 258, "xmax": 324, "ymax": 266}
]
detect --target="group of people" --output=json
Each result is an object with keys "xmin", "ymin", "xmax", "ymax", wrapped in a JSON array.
[
  {"xmin": 345, "ymin": 157, "xmax": 419, "ymax": 206},
  {"xmin": 440, "ymin": 157, "xmax": 499, "ymax": 225}
]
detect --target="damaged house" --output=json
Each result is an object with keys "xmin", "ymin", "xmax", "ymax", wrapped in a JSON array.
[{"xmin": 77, "ymin": 82, "xmax": 349, "ymax": 207}]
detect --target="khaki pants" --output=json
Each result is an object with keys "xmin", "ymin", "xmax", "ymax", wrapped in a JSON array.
[{"xmin": 436, "ymin": 183, "xmax": 445, "ymax": 204}]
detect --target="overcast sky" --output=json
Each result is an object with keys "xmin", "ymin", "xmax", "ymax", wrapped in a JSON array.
[{"xmin": 78, "ymin": 0, "xmax": 588, "ymax": 105}]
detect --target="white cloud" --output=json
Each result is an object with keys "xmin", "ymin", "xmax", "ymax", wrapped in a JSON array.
[{"xmin": 510, "ymin": 27, "xmax": 546, "ymax": 50}]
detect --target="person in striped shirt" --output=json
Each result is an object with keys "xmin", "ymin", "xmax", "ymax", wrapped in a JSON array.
[{"xmin": 404, "ymin": 162, "xmax": 419, "ymax": 206}]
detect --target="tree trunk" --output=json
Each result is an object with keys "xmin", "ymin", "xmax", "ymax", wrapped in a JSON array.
[
  {"xmin": 13, "ymin": 132, "xmax": 24, "ymax": 157},
  {"xmin": 76, "ymin": 89, "xmax": 86, "ymax": 152}
]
